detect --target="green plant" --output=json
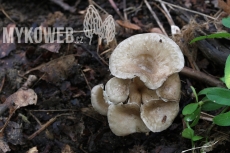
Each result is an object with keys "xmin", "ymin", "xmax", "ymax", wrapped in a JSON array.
[
  {"xmin": 190, "ymin": 17, "xmax": 230, "ymax": 44},
  {"xmin": 182, "ymin": 55, "xmax": 230, "ymax": 149}
]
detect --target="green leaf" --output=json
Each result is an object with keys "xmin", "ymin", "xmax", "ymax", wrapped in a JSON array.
[
  {"xmin": 190, "ymin": 32, "xmax": 230, "ymax": 44},
  {"xmin": 206, "ymin": 88, "xmax": 230, "ymax": 106},
  {"xmin": 182, "ymin": 128, "xmax": 194, "ymax": 139},
  {"xmin": 213, "ymin": 111, "xmax": 230, "ymax": 126},
  {"xmin": 182, "ymin": 103, "xmax": 199, "ymax": 115},
  {"xmin": 184, "ymin": 106, "xmax": 201, "ymax": 127},
  {"xmin": 190, "ymin": 107, "xmax": 201, "ymax": 127},
  {"xmin": 220, "ymin": 77, "xmax": 225, "ymax": 83},
  {"xmin": 225, "ymin": 55, "xmax": 230, "ymax": 89},
  {"xmin": 192, "ymin": 135, "xmax": 203, "ymax": 141},
  {"xmin": 202, "ymin": 101, "xmax": 224, "ymax": 111},
  {"xmin": 198, "ymin": 87, "xmax": 226, "ymax": 96},
  {"xmin": 190, "ymin": 86, "xmax": 198, "ymax": 102},
  {"xmin": 222, "ymin": 17, "xmax": 230, "ymax": 28}
]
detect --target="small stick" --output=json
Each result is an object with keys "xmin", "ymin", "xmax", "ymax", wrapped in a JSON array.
[
  {"xmin": 200, "ymin": 112, "xmax": 214, "ymax": 122},
  {"xmin": 152, "ymin": 2, "xmax": 173, "ymax": 26},
  {"xmin": 181, "ymin": 140, "xmax": 219, "ymax": 153},
  {"xmin": 144, "ymin": 0, "xmax": 168, "ymax": 36},
  {"xmin": 28, "ymin": 113, "xmax": 72, "ymax": 140},
  {"xmin": 81, "ymin": 70, "xmax": 92, "ymax": 91},
  {"xmin": 155, "ymin": 0, "xmax": 216, "ymax": 20},
  {"xmin": 180, "ymin": 67, "xmax": 225, "ymax": 87},
  {"xmin": 157, "ymin": 1, "xmax": 175, "ymax": 25},
  {"xmin": 108, "ymin": 0, "xmax": 124, "ymax": 20},
  {"xmin": 28, "ymin": 116, "xmax": 57, "ymax": 140},
  {"xmin": 100, "ymin": 48, "xmax": 112, "ymax": 56},
  {"xmin": 0, "ymin": 76, "xmax": 5, "ymax": 93},
  {"xmin": 0, "ymin": 106, "xmax": 18, "ymax": 133},
  {"xmin": 0, "ymin": 5, "xmax": 15, "ymax": 23}
]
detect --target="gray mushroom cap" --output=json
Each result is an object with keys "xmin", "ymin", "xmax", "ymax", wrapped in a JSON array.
[
  {"xmin": 109, "ymin": 33, "xmax": 184, "ymax": 90},
  {"xmin": 104, "ymin": 77, "xmax": 130, "ymax": 104},
  {"xmin": 156, "ymin": 73, "xmax": 181, "ymax": 102},
  {"xmin": 91, "ymin": 84, "xmax": 109, "ymax": 116},
  {"xmin": 108, "ymin": 103, "xmax": 150, "ymax": 136},
  {"xmin": 140, "ymin": 100, "xmax": 179, "ymax": 132}
]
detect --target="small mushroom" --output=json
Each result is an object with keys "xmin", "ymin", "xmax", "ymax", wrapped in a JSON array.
[
  {"xmin": 128, "ymin": 77, "xmax": 159, "ymax": 105},
  {"xmin": 91, "ymin": 84, "xmax": 109, "ymax": 116},
  {"xmin": 140, "ymin": 100, "xmax": 179, "ymax": 132},
  {"xmin": 128, "ymin": 78, "xmax": 142, "ymax": 105},
  {"xmin": 107, "ymin": 103, "xmax": 150, "ymax": 136},
  {"xmin": 104, "ymin": 77, "xmax": 130, "ymax": 104},
  {"xmin": 156, "ymin": 73, "xmax": 181, "ymax": 102},
  {"xmin": 109, "ymin": 33, "xmax": 184, "ymax": 90}
]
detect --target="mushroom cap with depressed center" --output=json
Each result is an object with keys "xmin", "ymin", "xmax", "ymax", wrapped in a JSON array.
[
  {"xmin": 109, "ymin": 33, "xmax": 184, "ymax": 90},
  {"xmin": 140, "ymin": 100, "xmax": 179, "ymax": 132},
  {"xmin": 107, "ymin": 103, "xmax": 150, "ymax": 136},
  {"xmin": 91, "ymin": 84, "xmax": 109, "ymax": 116},
  {"xmin": 104, "ymin": 77, "xmax": 130, "ymax": 104},
  {"xmin": 156, "ymin": 73, "xmax": 181, "ymax": 102}
]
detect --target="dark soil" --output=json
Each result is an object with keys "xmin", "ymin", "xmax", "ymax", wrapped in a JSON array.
[{"xmin": 0, "ymin": 0, "xmax": 229, "ymax": 153}]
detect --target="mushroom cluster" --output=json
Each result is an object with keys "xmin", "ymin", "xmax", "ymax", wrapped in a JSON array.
[{"xmin": 91, "ymin": 33, "xmax": 184, "ymax": 136}]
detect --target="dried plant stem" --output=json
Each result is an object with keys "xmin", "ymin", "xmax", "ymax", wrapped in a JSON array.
[
  {"xmin": 81, "ymin": 70, "xmax": 92, "ymax": 91},
  {"xmin": 155, "ymin": 0, "xmax": 216, "ymax": 20},
  {"xmin": 181, "ymin": 140, "xmax": 219, "ymax": 153},
  {"xmin": 200, "ymin": 112, "xmax": 214, "ymax": 122},
  {"xmin": 108, "ymin": 0, "xmax": 124, "ymax": 20},
  {"xmin": 0, "ymin": 5, "xmax": 15, "ymax": 23},
  {"xmin": 0, "ymin": 76, "xmax": 5, "ymax": 93},
  {"xmin": 180, "ymin": 67, "xmax": 225, "ymax": 87},
  {"xmin": 144, "ymin": 0, "xmax": 168, "ymax": 36},
  {"xmin": 28, "ymin": 113, "xmax": 72, "ymax": 140}
]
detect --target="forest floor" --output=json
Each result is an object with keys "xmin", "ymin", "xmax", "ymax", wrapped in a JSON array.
[{"xmin": 0, "ymin": 0, "xmax": 230, "ymax": 153}]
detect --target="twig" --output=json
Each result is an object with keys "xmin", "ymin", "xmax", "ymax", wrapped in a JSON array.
[
  {"xmin": 0, "ymin": 106, "xmax": 18, "ymax": 133},
  {"xmin": 108, "ymin": 0, "xmax": 124, "ymax": 20},
  {"xmin": 181, "ymin": 140, "xmax": 219, "ymax": 153},
  {"xmin": 0, "ymin": 5, "xmax": 15, "ymax": 23},
  {"xmin": 50, "ymin": 0, "xmax": 76, "ymax": 13},
  {"xmin": 155, "ymin": 0, "xmax": 216, "ymax": 20},
  {"xmin": 157, "ymin": 1, "xmax": 174, "ymax": 25},
  {"xmin": 96, "ymin": 38, "xmax": 109, "ymax": 66},
  {"xmin": 28, "ymin": 113, "xmax": 73, "ymax": 140},
  {"xmin": 123, "ymin": 0, "xmax": 127, "ymax": 20},
  {"xmin": 200, "ymin": 112, "xmax": 214, "ymax": 122},
  {"xmin": 180, "ymin": 67, "xmax": 225, "ymax": 87},
  {"xmin": 29, "ymin": 111, "xmax": 42, "ymax": 126},
  {"xmin": 90, "ymin": 0, "xmax": 109, "ymax": 15},
  {"xmin": 81, "ymin": 70, "xmax": 92, "ymax": 91},
  {"xmin": 100, "ymin": 48, "xmax": 112, "ymax": 56},
  {"xmin": 152, "ymin": 2, "xmax": 172, "ymax": 25},
  {"xmin": 144, "ymin": 0, "xmax": 168, "ymax": 36},
  {"xmin": 29, "ymin": 109, "xmax": 79, "ymax": 112},
  {"xmin": 0, "ymin": 76, "xmax": 5, "ymax": 93}
]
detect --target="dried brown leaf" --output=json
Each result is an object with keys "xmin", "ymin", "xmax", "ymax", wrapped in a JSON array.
[
  {"xmin": 26, "ymin": 146, "xmax": 38, "ymax": 153},
  {"xmin": 61, "ymin": 144, "xmax": 74, "ymax": 153},
  {"xmin": 7, "ymin": 88, "xmax": 37, "ymax": 107},
  {"xmin": 116, "ymin": 20, "xmax": 141, "ymax": 30},
  {"xmin": 218, "ymin": 0, "xmax": 230, "ymax": 14},
  {"xmin": 0, "ymin": 24, "xmax": 16, "ymax": 59},
  {"xmin": 0, "ymin": 138, "xmax": 10, "ymax": 153},
  {"xmin": 25, "ymin": 55, "xmax": 75, "ymax": 83},
  {"xmin": 39, "ymin": 40, "xmax": 61, "ymax": 53}
]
